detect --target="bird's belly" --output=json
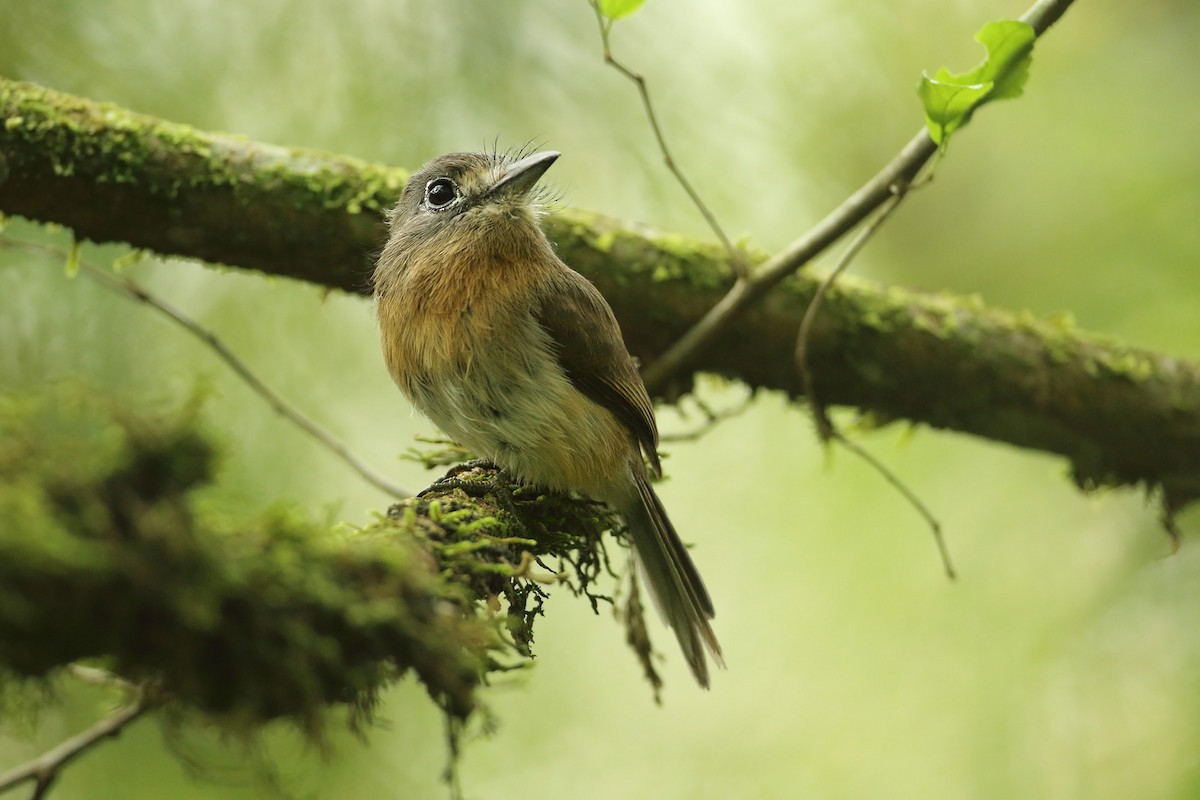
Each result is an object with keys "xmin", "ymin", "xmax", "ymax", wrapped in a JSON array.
[{"xmin": 392, "ymin": 314, "xmax": 629, "ymax": 495}]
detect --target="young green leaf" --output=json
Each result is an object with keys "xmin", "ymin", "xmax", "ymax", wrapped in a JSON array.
[
  {"xmin": 969, "ymin": 20, "xmax": 1035, "ymax": 100},
  {"xmin": 918, "ymin": 19, "xmax": 1035, "ymax": 147},
  {"xmin": 918, "ymin": 75, "xmax": 993, "ymax": 146},
  {"xmin": 598, "ymin": 0, "xmax": 646, "ymax": 20}
]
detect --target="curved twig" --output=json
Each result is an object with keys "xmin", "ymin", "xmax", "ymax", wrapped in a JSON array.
[{"xmin": 588, "ymin": 0, "xmax": 748, "ymax": 279}]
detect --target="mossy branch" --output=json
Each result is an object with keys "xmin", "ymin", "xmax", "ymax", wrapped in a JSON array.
[
  {"xmin": 0, "ymin": 388, "xmax": 613, "ymax": 724},
  {"xmin": 0, "ymin": 78, "xmax": 403, "ymax": 291},
  {"xmin": 2, "ymin": 77, "xmax": 1199, "ymax": 511}
]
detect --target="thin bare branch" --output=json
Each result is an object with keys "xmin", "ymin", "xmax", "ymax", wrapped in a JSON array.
[
  {"xmin": 777, "ymin": 0, "xmax": 1081, "ymax": 580},
  {"xmin": 0, "ymin": 237, "xmax": 410, "ymax": 500},
  {"xmin": 588, "ymin": 0, "xmax": 748, "ymax": 279},
  {"xmin": 659, "ymin": 392, "xmax": 754, "ymax": 444},
  {"xmin": 791, "ymin": 182, "xmax": 955, "ymax": 578},
  {"xmin": 833, "ymin": 431, "xmax": 956, "ymax": 580},
  {"xmin": 0, "ymin": 696, "xmax": 153, "ymax": 798}
]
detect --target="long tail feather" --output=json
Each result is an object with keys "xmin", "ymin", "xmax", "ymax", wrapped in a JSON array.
[{"xmin": 618, "ymin": 472, "xmax": 722, "ymax": 687}]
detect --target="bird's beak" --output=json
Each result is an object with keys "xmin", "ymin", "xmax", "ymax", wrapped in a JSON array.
[{"xmin": 487, "ymin": 150, "xmax": 560, "ymax": 199}]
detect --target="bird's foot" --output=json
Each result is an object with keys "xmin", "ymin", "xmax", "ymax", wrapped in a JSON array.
[{"xmin": 420, "ymin": 459, "xmax": 505, "ymax": 499}]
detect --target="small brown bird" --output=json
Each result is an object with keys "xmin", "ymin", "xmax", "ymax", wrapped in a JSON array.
[{"xmin": 373, "ymin": 149, "xmax": 722, "ymax": 686}]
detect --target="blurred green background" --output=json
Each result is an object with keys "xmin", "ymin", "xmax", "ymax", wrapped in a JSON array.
[{"xmin": 2, "ymin": 0, "xmax": 1199, "ymax": 797}]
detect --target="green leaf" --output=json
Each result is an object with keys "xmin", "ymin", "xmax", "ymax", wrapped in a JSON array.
[
  {"xmin": 598, "ymin": 0, "xmax": 646, "ymax": 20},
  {"xmin": 918, "ymin": 76, "xmax": 993, "ymax": 146},
  {"xmin": 968, "ymin": 20, "xmax": 1035, "ymax": 100},
  {"xmin": 917, "ymin": 19, "xmax": 1035, "ymax": 147}
]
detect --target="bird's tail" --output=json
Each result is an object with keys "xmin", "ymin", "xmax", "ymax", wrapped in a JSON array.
[{"xmin": 617, "ymin": 471, "xmax": 723, "ymax": 688}]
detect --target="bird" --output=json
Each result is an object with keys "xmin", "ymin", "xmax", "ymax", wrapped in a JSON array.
[{"xmin": 372, "ymin": 148, "xmax": 722, "ymax": 686}]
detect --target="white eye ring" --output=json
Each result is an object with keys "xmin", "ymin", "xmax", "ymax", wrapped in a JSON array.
[{"xmin": 424, "ymin": 177, "xmax": 459, "ymax": 210}]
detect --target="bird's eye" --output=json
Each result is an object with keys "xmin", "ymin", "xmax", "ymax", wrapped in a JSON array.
[{"xmin": 425, "ymin": 177, "xmax": 459, "ymax": 210}]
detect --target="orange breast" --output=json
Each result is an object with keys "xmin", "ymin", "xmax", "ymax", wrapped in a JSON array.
[{"xmin": 375, "ymin": 246, "xmax": 629, "ymax": 495}]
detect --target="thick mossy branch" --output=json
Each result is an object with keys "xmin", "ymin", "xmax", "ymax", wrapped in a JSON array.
[
  {"xmin": 0, "ymin": 78, "xmax": 403, "ymax": 290},
  {"xmin": 0, "ymin": 388, "xmax": 611, "ymax": 723},
  {"xmin": 3, "ymin": 76, "xmax": 1199, "ymax": 510}
]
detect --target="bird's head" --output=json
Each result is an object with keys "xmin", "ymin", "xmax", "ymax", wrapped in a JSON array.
[{"xmin": 381, "ymin": 149, "xmax": 559, "ymax": 270}]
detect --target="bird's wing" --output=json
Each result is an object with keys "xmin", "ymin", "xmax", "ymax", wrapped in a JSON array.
[{"xmin": 533, "ymin": 268, "xmax": 662, "ymax": 475}]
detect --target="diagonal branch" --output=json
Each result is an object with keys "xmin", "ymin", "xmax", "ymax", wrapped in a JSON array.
[{"xmin": 640, "ymin": 0, "xmax": 1078, "ymax": 391}]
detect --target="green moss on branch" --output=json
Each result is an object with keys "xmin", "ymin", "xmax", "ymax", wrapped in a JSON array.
[
  {"xmin": 0, "ymin": 387, "xmax": 615, "ymax": 725},
  {"xmin": 0, "ymin": 78, "xmax": 404, "ymax": 289}
]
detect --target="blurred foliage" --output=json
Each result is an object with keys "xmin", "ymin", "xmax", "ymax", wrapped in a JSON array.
[
  {"xmin": 1, "ymin": 1, "xmax": 1199, "ymax": 799},
  {"xmin": 0, "ymin": 384, "xmax": 491, "ymax": 725}
]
